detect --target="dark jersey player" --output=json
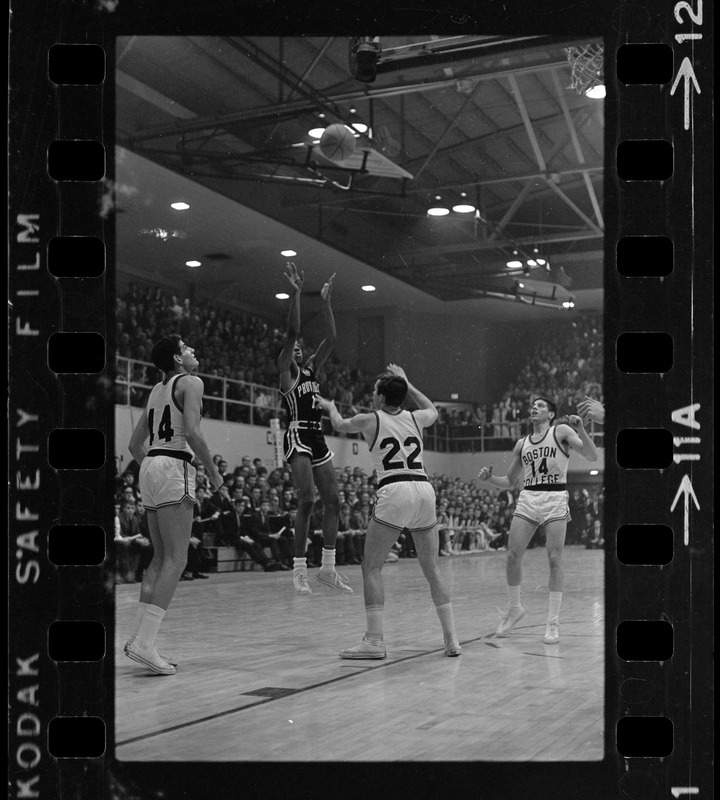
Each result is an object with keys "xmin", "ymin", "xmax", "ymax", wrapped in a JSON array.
[{"xmin": 277, "ymin": 262, "xmax": 351, "ymax": 595}]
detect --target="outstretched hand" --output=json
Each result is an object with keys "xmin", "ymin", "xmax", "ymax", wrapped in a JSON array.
[
  {"xmin": 577, "ymin": 396, "xmax": 604, "ymax": 425},
  {"xmin": 314, "ymin": 395, "xmax": 334, "ymax": 412},
  {"xmin": 386, "ymin": 363, "xmax": 407, "ymax": 380},
  {"xmin": 477, "ymin": 465, "xmax": 493, "ymax": 482},
  {"xmin": 566, "ymin": 414, "xmax": 585, "ymax": 432},
  {"xmin": 321, "ymin": 273, "xmax": 336, "ymax": 302},
  {"xmin": 284, "ymin": 261, "xmax": 305, "ymax": 293}
]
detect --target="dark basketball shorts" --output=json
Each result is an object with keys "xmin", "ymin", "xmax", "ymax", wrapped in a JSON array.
[{"xmin": 283, "ymin": 427, "xmax": 333, "ymax": 468}]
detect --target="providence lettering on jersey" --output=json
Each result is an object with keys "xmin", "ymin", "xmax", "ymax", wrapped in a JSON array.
[
  {"xmin": 281, "ymin": 366, "xmax": 322, "ymax": 424},
  {"xmin": 520, "ymin": 427, "xmax": 569, "ymax": 488}
]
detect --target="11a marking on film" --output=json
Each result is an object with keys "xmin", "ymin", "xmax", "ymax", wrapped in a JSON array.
[{"xmin": 670, "ymin": 0, "xmax": 703, "ymax": 131}]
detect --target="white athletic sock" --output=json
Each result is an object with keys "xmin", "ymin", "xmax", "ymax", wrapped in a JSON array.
[
  {"xmin": 548, "ymin": 591, "xmax": 562, "ymax": 621},
  {"xmin": 320, "ymin": 547, "xmax": 336, "ymax": 571},
  {"xmin": 130, "ymin": 601, "xmax": 148, "ymax": 639},
  {"xmin": 435, "ymin": 603, "xmax": 458, "ymax": 643},
  {"xmin": 293, "ymin": 557, "xmax": 307, "ymax": 573},
  {"xmin": 365, "ymin": 605, "xmax": 384, "ymax": 641},
  {"xmin": 135, "ymin": 604, "xmax": 165, "ymax": 649},
  {"xmin": 508, "ymin": 584, "xmax": 522, "ymax": 607}
]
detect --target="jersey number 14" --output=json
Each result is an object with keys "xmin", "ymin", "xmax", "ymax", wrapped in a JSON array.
[
  {"xmin": 148, "ymin": 405, "xmax": 174, "ymax": 445},
  {"xmin": 528, "ymin": 457, "xmax": 549, "ymax": 478}
]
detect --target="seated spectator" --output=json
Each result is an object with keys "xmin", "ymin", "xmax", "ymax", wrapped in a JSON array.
[
  {"xmin": 249, "ymin": 500, "xmax": 292, "ymax": 569},
  {"xmin": 586, "ymin": 519, "xmax": 604, "ymax": 549},
  {"xmin": 116, "ymin": 499, "xmax": 152, "ymax": 583},
  {"xmin": 218, "ymin": 498, "xmax": 281, "ymax": 571},
  {"xmin": 336, "ymin": 503, "xmax": 362, "ymax": 565}
]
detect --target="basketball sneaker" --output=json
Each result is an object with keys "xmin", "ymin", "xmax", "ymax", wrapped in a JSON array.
[
  {"xmin": 293, "ymin": 572, "xmax": 312, "ymax": 595},
  {"xmin": 339, "ymin": 637, "xmax": 386, "ymax": 659},
  {"xmin": 444, "ymin": 639, "xmax": 463, "ymax": 657},
  {"xmin": 124, "ymin": 637, "xmax": 177, "ymax": 667},
  {"xmin": 495, "ymin": 605, "xmax": 525, "ymax": 637},
  {"xmin": 317, "ymin": 569, "xmax": 353, "ymax": 593},
  {"xmin": 125, "ymin": 641, "xmax": 176, "ymax": 675},
  {"xmin": 543, "ymin": 619, "xmax": 560, "ymax": 644}
]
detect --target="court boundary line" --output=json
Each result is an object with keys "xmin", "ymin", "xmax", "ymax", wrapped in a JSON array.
[{"xmin": 116, "ymin": 616, "xmax": 595, "ymax": 748}]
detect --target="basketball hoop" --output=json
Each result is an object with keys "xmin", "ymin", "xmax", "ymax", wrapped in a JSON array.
[{"xmin": 565, "ymin": 42, "xmax": 604, "ymax": 97}]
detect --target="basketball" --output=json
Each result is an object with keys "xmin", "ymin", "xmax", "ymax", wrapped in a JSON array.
[{"xmin": 319, "ymin": 123, "xmax": 356, "ymax": 162}]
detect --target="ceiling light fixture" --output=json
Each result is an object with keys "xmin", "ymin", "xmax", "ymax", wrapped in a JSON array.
[
  {"xmin": 170, "ymin": 202, "xmax": 190, "ymax": 210},
  {"xmin": 186, "ymin": 260, "xmax": 201, "ymax": 268},
  {"xmin": 276, "ymin": 293, "xmax": 290, "ymax": 300},
  {"xmin": 506, "ymin": 260, "xmax": 523, "ymax": 269},
  {"xmin": 308, "ymin": 127, "xmax": 325, "ymax": 139},
  {"xmin": 452, "ymin": 203, "xmax": 476, "ymax": 213},
  {"xmin": 280, "ymin": 250, "xmax": 297, "ymax": 257},
  {"xmin": 361, "ymin": 285, "xmax": 376, "ymax": 292},
  {"xmin": 351, "ymin": 122, "xmax": 368, "ymax": 133},
  {"xmin": 428, "ymin": 195, "xmax": 449, "ymax": 216}
]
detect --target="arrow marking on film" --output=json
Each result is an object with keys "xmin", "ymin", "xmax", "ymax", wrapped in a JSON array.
[{"xmin": 670, "ymin": 475, "xmax": 700, "ymax": 545}]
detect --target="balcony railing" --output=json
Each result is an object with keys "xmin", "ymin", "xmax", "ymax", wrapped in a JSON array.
[{"xmin": 115, "ymin": 356, "xmax": 603, "ymax": 454}]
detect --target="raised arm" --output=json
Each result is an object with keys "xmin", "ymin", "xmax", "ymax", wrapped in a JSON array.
[
  {"xmin": 308, "ymin": 273, "xmax": 337, "ymax": 373},
  {"xmin": 386, "ymin": 363, "xmax": 438, "ymax": 428},
  {"xmin": 560, "ymin": 416, "xmax": 598, "ymax": 462},
  {"xmin": 277, "ymin": 262, "xmax": 303, "ymax": 384},
  {"xmin": 316, "ymin": 396, "xmax": 375, "ymax": 437},
  {"xmin": 180, "ymin": 376, "xmax": 224, "ymax": 491},
  {"xmin": 477, "ymin": 441, "xmax": 524, "ymax": 489}
]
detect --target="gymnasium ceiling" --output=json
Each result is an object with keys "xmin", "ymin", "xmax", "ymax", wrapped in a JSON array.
[{"xmin": 115, "ymin": 35, "xmax": 604, "ymax": 321}]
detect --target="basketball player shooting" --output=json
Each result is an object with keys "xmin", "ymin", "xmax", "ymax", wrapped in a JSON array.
[
  {"xmin": 478, "ymin": 398, "xmax": 597, "ymax": 644},
  {"xmin": 277, "ymin": 262, "xmax": 351, "ymax": 595}
]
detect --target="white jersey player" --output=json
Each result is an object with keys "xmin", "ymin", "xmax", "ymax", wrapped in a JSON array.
[
  {"xmin": 478, "ymin": 397, "xmax": 597, "ymax": 644},
  {"xmin": 317, "ymin": 364, "xmax": 461, "ymax": 660}
]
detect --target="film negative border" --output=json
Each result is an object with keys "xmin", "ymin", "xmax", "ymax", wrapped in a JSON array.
[
  {"xmin": 609, "ymin": 2, "xmax": 713, "ymax": 797},
  {"xmin": 7, "ymin": 2, "xmax": 713, "ymax": 799}
]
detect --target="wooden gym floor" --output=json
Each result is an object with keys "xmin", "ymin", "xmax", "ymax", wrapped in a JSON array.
[{"xmin": 114, "ymin": 546, "xmax": 604, "ymax": 762}]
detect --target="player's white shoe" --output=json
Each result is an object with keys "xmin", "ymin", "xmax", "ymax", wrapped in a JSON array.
[
  {"xmin": 444, "ymin": 639, "xmax": 463, "ymax": 657},
  {"xmin": 293, "ymin": 572, "xmax": 312, "ymax": 595},
  {"xmin": 124, "ymin": 637, "xmax": 177, "ymax": 666},
  {"xmin": 495, "ymin": 605, "xmax": 525, "ymax": 637},
  {"xmin": 125, "ymin": 641, "xmax": 176, "ymax": 675},
  {"xmin": 317, "ymin": 569, "xmax": 353, "ymax": 593},
  {"xmin": 543, "ymin": 619, "xmax": 560, "ymax": 644},
  {"xmin": 339, "ymin": 638, "xmax": 386, "ymax": 659}
]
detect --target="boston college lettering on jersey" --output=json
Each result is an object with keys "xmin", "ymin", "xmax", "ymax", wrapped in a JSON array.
[
  {"xmin": 281, "ymin": 366, "xmax": 322, "ymax": 424},
  {"xmin": 520, "ymin": 427, "xmax": 569, "ymax": 488}
]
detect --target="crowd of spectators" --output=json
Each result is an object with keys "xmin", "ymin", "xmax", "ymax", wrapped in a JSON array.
[
  {"xmin": 114, "ymin": 280, "xmax": 602, "ymax": 446},
  {"xmin": 115, "ymin": 281, "xmax": 377, "ymax": 420},
  {"xmin": 114, "ymin": 452, "xmax": 606, "ymax": 582}
]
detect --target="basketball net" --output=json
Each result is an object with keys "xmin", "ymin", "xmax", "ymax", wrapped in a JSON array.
[
  {"xmin": 565, "ymin": 42, "xmax": 604, "ymax": 96},
  {"xmin": 270, "ymin": 418, "xmax": 284, "ymax": 468}
]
